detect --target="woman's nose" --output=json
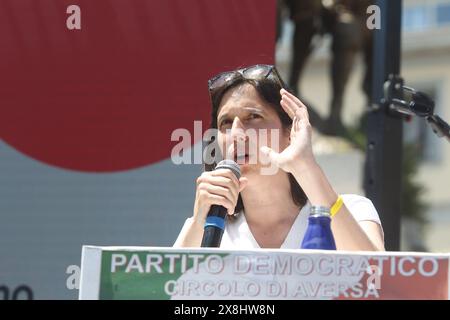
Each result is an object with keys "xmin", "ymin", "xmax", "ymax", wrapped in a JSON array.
[{"xmin": 230, "ymin": 116, "xmax": 246, "ymax": 142}]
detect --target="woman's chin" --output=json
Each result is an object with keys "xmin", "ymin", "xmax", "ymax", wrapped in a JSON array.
[{"xmin": 238, "ymin": 162, "xmax": 260, "ymax": 175}]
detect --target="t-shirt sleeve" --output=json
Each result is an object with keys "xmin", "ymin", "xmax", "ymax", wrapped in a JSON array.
[
  {"xmin": 341, "ymin": 194, "xmax": 382, "ymax": 225},
  {"xmin": 172, "ymin": 217, "xmax": 195, "ymax": 247}
]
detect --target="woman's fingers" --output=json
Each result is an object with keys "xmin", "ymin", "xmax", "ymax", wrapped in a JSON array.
[
  {"xmin": 260, "ymin": 146, "xmax": 280, "ymax": 167},
  {"xmin": 280, "ymin": 98, "xmax": 295, "ymax": 119},
  {"xmin": 280, "ymin": 89, "xmax": 310, "ymax": 123},
  {"xmin": 198, "ymin": 182, "xmax": 238, "ymax": 205},
  {"xmin": 210, "ymin": 168, "xmax": 240, "ymax": 187},
  {"xmin": 281, "ymin": 88, "xmax": 308, "ymax": 109},
  {"xmin": 197, "ymin": 170, "xmax": 240, "ymax": 204},
  {"xmin": 198, "ymin": 174, "xmax": 236, "ymax": 190},
  {"xmin": 195, "ymin": 169, "xmax": 248, "ymax": 216},
  {"xmin": 198, "ymin": 175, "xmax": 238, "ymax": 202},
  {"xmin": 238, "ymin": 177, "xmax": 248, "ymax": 192},
  {"xmin": 292, "ymin": 116, "xmax": 299, "ymax": 135},
  {"xmin": 281, "ymin": 93, "xmax": 309, "ymax": 123},
  {"xmin": 203, "ymin": 193, "xmax": 235, "ymax": 214}
]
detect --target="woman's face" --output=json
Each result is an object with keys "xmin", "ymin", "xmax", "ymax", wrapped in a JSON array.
[{"xmin": 216, "ymin": 83, "xmax": 290, "ymax": 174}]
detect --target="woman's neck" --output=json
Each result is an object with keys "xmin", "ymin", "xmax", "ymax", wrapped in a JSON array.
[{"xmin": 240, "ymin": 171, "xmax": 301, "ymax": 230}]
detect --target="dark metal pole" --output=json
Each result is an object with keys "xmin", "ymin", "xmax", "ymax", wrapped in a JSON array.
[{"xmin": 364, "ymin": 0, "xmax": 403, "ymax": 251}]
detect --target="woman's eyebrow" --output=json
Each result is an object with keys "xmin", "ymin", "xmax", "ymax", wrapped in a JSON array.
[
  {"xmin": 218, "ymin": 113, "xmax": 229, "ymax": 124},
  {"xmin": 243, "ymin": 106, "xmax": 265, "ymax": 114},
  {"xmin": 218, "ymin": 106, "xmax": 265, "ymax": 123}
]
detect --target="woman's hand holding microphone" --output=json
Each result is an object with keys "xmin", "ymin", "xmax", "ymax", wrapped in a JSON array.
[{"xmin": 193, "ymin": 169, "xmax": 248, "ymax": 228}]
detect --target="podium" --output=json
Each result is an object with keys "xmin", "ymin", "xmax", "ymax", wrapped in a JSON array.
[{"xmin": 79, "ymin": 246, "xmax": 449, "ymax": 300}]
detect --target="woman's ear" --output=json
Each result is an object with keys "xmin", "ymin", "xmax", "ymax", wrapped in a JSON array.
[
  {"xmin": 284, "ymin": 126, "xmax": 291, "ymax": 140},
  {"xmin": 280, "ymin": 126, "xmax": 291, "ymax": 148}
]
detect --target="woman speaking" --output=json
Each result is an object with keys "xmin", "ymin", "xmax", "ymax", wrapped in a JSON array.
[{"xmin": 174, "ymin": 64, "xmax": 384, "ymax": 251}]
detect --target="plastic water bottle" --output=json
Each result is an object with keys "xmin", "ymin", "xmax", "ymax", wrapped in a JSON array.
[{"xmin": 301, "ymin": 205, "xmax": 336, "ymax": 250}]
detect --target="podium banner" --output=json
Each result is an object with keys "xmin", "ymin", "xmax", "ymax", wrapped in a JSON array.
[{"xmin": 79, "ymin": 246, "xmax": 450, "ymax": 300}]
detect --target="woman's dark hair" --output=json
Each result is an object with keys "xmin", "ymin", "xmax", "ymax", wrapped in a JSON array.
[{"xmin": 204, "ymin": 70, "xmax": 308, "ymax": 218}]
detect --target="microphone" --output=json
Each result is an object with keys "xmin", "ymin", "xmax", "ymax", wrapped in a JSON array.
[{"xmin": 200, "ymin": 159, "xmax": 241, "ymax": 247}]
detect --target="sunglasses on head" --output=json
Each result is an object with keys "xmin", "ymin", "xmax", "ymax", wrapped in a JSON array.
[{"xmin": 208, "ymin": 64, "xmax": 285, "ymax": 92}]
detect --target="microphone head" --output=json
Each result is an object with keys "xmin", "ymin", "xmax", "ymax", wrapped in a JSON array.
[{"xmin": 215, "ymin": 159, "xmax": 241, "ymax": 179}]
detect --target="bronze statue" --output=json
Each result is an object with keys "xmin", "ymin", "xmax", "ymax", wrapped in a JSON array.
[{"xmin": 283, "ymin": 0, "xmax": 373, "ymax": 136}]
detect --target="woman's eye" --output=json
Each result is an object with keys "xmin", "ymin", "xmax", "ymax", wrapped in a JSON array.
[
  {"xmin": 248, "ymin": 113, "xmax": 262, "ymax": 120},
  {"xmin": 219, "ymin": 119, "xmax": 232, "ymax": 128}
]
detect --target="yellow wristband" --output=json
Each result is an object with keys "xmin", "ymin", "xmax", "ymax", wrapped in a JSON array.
[{"xmin": 330, "ymin": 195, "xmax": 343, "ymax": 218}]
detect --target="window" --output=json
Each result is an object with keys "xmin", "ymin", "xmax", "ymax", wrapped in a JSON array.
[
  {"xmin": 437, "ymin": 4, "xmax": 450, "ymax": 26},
  {"xmin": 403, "ymin": 6, "xmax": 431, "ymax": 32},
  {"xmin": 402, "ymin": 1, "xmax": 450, "ymax": 32}
]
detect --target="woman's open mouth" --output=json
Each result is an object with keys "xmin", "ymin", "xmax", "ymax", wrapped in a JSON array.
[{"xmin": 235, "ymin": 153, "xmax": 250, "ymax": 164}]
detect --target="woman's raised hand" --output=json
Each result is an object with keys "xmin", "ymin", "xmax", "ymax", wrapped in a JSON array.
[{"xmin": 260, "ymin": 88, "xmax": 315, "ymax": 174}]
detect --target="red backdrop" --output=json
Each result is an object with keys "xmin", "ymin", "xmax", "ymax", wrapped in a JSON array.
[{"xmin": 0, "ymin": 0, "xmax": 276, "ymax": 172}]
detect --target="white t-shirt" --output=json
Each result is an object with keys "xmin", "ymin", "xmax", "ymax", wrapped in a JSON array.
[{"xmin": 174, "ymin": 194, "xmax": 382, "ymax": 249}]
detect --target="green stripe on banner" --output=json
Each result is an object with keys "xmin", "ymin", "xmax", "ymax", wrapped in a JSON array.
[{"xmin": 99, "ymin": 250, "xmax": 229, "ymax": 300}]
